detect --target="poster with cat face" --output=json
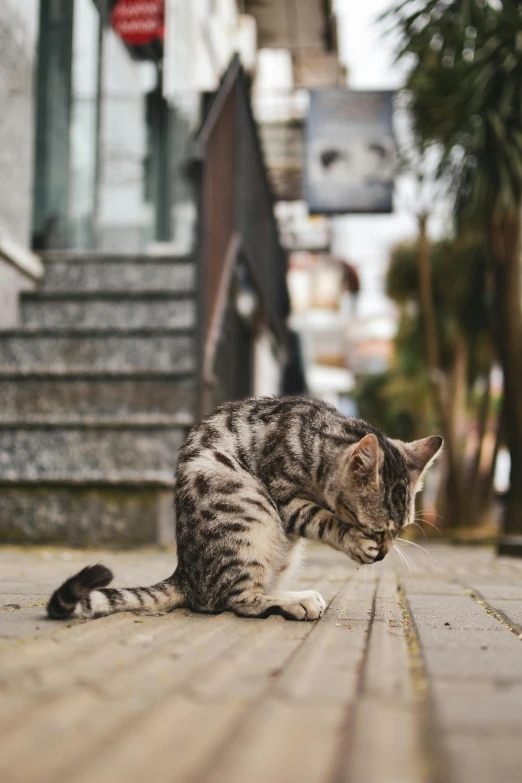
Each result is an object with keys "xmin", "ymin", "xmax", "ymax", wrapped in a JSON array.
[{"xmin": 306, "ymin": 89, "xmax": 396, "ymax": 214}]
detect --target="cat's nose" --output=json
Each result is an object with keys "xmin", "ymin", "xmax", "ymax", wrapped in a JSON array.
[{"xmin": 376, "ymin": 536, "xmax": 393, "ymax": 561}]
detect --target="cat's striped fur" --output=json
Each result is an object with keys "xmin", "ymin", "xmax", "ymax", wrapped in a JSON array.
[{"xmin": 48, "ymin": 396, "xmax": 442, "ymax": 622}]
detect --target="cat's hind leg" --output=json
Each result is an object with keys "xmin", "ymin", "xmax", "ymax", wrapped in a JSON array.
[
  {"xmin": 218, "ymin": 518, "xmax": 325, "ymax": 621},
  {"xmin": 177, "ymin": 461, "xmax": 326, "ymax": 621},
  {"xmin": 274, "ymin": 538, "xmax": 307, "ymax": 589}
]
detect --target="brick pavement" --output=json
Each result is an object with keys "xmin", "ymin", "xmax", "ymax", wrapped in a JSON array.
[{"xmin": 0, "ymin": 543, "xmax": 521, "ymax": 783}]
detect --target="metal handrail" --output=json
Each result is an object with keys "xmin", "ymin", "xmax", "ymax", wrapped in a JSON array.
[
  {"xmin": 196, "ymin": 55, "xmax": 290, "ymax": 415},
  {"xmin": 196, "ymin": 56, "xmax": 241, "ymax": 149},
  {"xmin": 202, "ymin": 231, "xmax": 241, "ymax": 387}
]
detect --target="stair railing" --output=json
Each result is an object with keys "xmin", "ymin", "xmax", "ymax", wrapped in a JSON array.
[{"xmin": 195, "ymin": 55, "xmax": 290, "ymax": 416}]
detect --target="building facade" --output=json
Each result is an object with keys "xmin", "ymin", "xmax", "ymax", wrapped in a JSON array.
[
  {"xmin": 0, "ymin": 0, "xmax": 253, "ymax": 260},
  {"xmin": 0, "ymin": 1, "xmax": 297, "ymax": 545},
  {"xmin": 0, "ymin": 0, "xmax": 257, "ymax": 323}
]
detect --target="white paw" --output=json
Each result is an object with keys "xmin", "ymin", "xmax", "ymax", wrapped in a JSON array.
[
  {"xmin": 298, "ymin": 590, "xmax": 326, "ymax": 618},
  {"xmin": 276, "ymin": 590, "xmax": 326, "ymax": 621},
  {"xmin": 352, "ymin": 537, "xmax": 379, "ymax": 564}
]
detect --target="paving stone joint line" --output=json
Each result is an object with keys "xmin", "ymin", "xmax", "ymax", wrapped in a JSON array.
[
  {"xmin": 327, "ymin": 574, "xmax": 378, "ymax": 783},
  {"xmin": 2, "ymin": 546, "xmax": 522, "ymax": 783},
  {"xmin": 397, "ymin": 583, "xmax": 451, "ymax": 783},
  {"xmin": 186, "ymin": 586, "xmax": 343, "ymax": 782},
  {"xmin": 462, "ymin": 586, "xmax": 522, "ymax": 640}
]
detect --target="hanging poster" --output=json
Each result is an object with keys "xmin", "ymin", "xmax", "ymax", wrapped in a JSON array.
[{"xmin": 306, "ymin": 89, "xmax": 395, "ymax": 214}]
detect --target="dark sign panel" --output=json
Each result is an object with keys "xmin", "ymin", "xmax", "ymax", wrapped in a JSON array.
[{"xmin": 305, "ymin": 89, "xmax": 395, "ymax": 215}]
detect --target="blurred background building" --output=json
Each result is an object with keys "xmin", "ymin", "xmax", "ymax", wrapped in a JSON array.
[
  {"xmin": 0, "ymin": 0, "xmax": 359, "ymax": 546},
  {"xmin": 1, "ymin": 0, "xmax": 515, "ymax": 546}
]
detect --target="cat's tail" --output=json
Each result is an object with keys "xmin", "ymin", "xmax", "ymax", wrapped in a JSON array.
[{"xmin": 47, "ymin": 564, "xmax": 186, "ymax": 620}]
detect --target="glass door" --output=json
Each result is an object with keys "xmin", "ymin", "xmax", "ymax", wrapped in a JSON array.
[
  {"xmin": 68, "ymin": 0, "xmax": 101, "ymax": 248},
  {"xmin": 32, "ymin": 0, "xmax": 101, "ymax": 250}
]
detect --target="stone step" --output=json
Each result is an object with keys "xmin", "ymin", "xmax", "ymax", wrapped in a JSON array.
[
  {"xmin": 0, "ymin": 373, "xmax": 196, "ymax": 421},
  {"xmin": 0, "ymin": 329, "xmax": 195, "ymax": 373},
  {"xmin": 0, "ymin": 484, "xmax": 175, "ymax": 546},
  {"xmin": 20, "ymin": 291, "xmax": 196, "ymax": 331},
  {"xmin": 0, "ymin": 422, "xmax": 186, "ymax": 483},
  {"xmin": 40, "ymin": 252, "xmax": 195, "ymax": 293}
]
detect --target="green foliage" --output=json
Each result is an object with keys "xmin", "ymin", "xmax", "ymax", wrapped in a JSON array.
[
  {"xmin": 388, "ymin": 233, "xmax": 489, "ymax": 324},
  {"xmin": 356, "ymin": 310, "xmax": 435, "ymax": 441},
  {"xmin": 356, "ymin": 233, "xmax": 493, "ymax": 445},
  {"xmin": 387, "ymin": 234, "xmax": 491, "ymax": 374},
  {"xmin": 377, "ymin": 1, "xmax": 517, "ymax": 528},
  {"xmin": 384, "ymin": 0, "xmax": 522, "ymax": 222},
  {"xmin": 354, "ymin": 371, "xmax": 423, "ymax": 441}
]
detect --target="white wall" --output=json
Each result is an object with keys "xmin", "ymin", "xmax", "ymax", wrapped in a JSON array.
[
  {"xmin": 0, "ymin": 0, "xmax": 39, "ymax": 322},
  {"xmin": 0, "ymin": 0, "xmax": 38, "ymax": 248},
  {"xmin": 164, "ymin": 0, "xmax": 253, "ymax": 101},
  {"xmin": 254, "ymin": 328, "xmax": 282, "ymax": 397}
]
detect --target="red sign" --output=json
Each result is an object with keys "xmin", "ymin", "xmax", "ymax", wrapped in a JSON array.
[{"xmin": 111, "ymin": 0, "xmax": 165, "ymax": 46}]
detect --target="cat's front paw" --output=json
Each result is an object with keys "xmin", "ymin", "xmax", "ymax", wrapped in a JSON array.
[{"xmin": 350, "ymin": 536, "xmax": 379, "ymax": 565}]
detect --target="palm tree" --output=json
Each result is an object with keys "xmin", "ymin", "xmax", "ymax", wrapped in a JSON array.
[
  {"xmin": 384, "ymin": 0, "xmax": 522, "ymax": 552},
  {"xmin": 387, "ymin": 235, "xmax": 496, "ymax": 530}
]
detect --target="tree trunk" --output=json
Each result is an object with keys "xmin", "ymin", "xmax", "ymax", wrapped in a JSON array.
[
  {"xmin": 468, "ymin": 369, "xmax": 492, "ymax": 524},
  {"xmin": 476, "ymin": 395, "xmax": 504, "ymax": 528},
  {"xmin": 470, "ymin": 371, "xmax": 491, "ymax": 494},
  {"xmin": 449, "ymin": 332, "xmax": 468, "ymax": 463},
  {"xmin": 437, "ymin": 335, "xmax": 470, "ymax": 530},
  {"xmin": 450, "ymin": 334, "xmax": 472, "ymax": 527},
  {"xmin": 417, "ymin": 214, "xmax": 440, "ymax": 372},
  {"xmin": 417, "ymin": 214, "xmax": 463, "ymax": 528},
  {"xmin": 492, "ymin": 212, "xmax": 522, "ymax": 551}
]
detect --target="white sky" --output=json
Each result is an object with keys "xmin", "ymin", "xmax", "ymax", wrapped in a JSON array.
[
  {"xmin": 334, "ymin": 0, "xmax": 408, "ymax": 91},
  {"xmin": 330, "ymin": 0, "xmax": 448, "ymax": 328}
]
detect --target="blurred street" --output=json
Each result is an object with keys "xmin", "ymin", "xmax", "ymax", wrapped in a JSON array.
[{"xmin": 1, "ymin": 543, "xmax": 522, "ymax": 783}]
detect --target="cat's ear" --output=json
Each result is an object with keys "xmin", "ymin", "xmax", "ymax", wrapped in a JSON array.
[
  {"xmin": 396, "ymin": 436, "xmax": 443, "ymax": 479},
  {"xmin": 348, "ymin": 434, "xmax": 381, "ymax": 482}
]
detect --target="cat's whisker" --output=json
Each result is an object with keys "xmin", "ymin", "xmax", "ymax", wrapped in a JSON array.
[
  {"xmin": 394, "ymin": 542, "xmax": 407, "ymax": 571},
  {"xmin": 397, "ymin": 545, "xmax": 417, "ymax": 587},
  {"xmin": 413, "ymin": 515, "xmax": 442, "ymax": 535},
  {"xmin": 396, "ymin": 538, "xmax": 444, "ymax": 571},
  {"xmin": 399, "ymin": 546, "xmax": 417, "ymax": 585},
  {"xmin": 393, "ymin": 545, "xmax": 407, "ymax": 579},
  {"xmin": 423, "ymin": 522, "xmax": 442, "ymax": 535},
  {"xmin": 414, "ymin": 509, "xmax": 444, "ymax": 519},
  {"xmin": 415, "ymin": 508, "xmax": 444, "ymax": 518},
  {"xmin": 393, "ymin": 545, "xmax": 406, "ymax": 578},
  {"xmin": 409, "ymin": 521, "xmax": 427, "ymax": 538},
  {"xmin": 391, "ymin": 546, "xmax": 403, "ymax": 578},
  {"xmin": 394, "ymin": 544, "xmax": 415, "ymax": 584}
]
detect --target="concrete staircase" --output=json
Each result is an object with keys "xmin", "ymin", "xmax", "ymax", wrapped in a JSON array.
[{"xmin": 0, "ymin": 253, "xmax": 197, "ymax": 546}]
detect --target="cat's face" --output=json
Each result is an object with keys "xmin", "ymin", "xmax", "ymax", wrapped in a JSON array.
[{"xmin": 329, "ymin": 433, "xmax": 443, "ymax": 562}]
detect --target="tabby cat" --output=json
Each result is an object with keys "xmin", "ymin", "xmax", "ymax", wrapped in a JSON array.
[{"xmin": 48, "ymin": 396, "xmax": 442, "ymax": 622}]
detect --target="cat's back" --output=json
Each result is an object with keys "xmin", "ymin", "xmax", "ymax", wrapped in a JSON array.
[
  {"xmin": 195, "ymin": 396, "xmax": 335, "ymax": 440},
  {"xmin": 177, "ymin": 396, "xmax": 351, "ymax": 469}
]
